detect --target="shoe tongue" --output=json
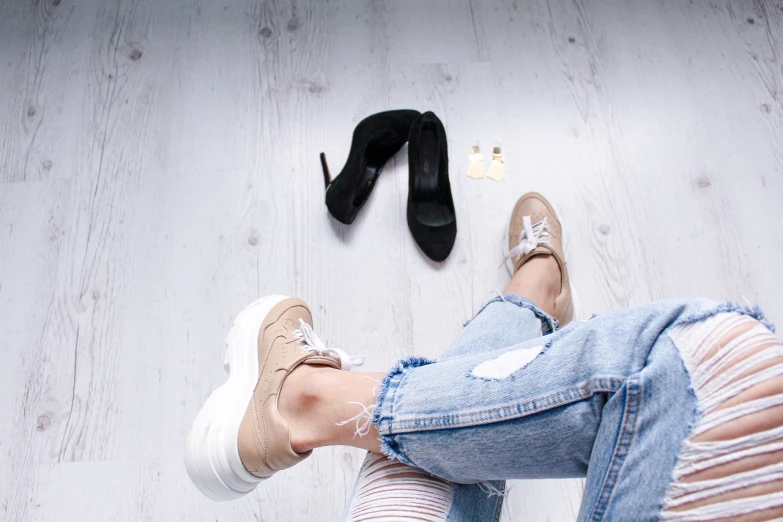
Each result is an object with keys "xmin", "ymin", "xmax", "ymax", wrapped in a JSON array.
[
  {"xmin": 302, "ymin": 349, "xmax": 365, "ymax": 371},
  {"xmin": 302, "ymin": 354, "xmax": 342, "ymax": 370},
  {"xmin": 292, "ymin": 319, "xmax": 364, "ymax": 370}
]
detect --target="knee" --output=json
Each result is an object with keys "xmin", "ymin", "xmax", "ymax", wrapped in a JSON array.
[{"xmin": 691, "ymin": 313, "xmax": 783, "ymax": 443}]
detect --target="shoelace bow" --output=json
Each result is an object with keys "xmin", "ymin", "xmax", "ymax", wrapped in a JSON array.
[
  {"xmin": 505, "ymin": 215, "xmax": 552, "ymax": 263},
  {"xmin": 292, "ymin": 319, "xmax": 365, "ymax": 371}
]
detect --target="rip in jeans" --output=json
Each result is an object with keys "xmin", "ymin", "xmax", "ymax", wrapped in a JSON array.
[
  {"xmin": 470, "ymin": 344, "xmax": 546, "ymax": 381},
  {"xmin": 345, "ymin": 453, "xmax": 456, "ymax": 522},
  {"xmin": 662, "ymin": 312, "xmax": 783, "ymax": 521}
]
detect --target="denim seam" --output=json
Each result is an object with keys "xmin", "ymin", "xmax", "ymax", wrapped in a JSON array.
[
  {"xmin": 657, "ymin": 331, "xmax": 702, "ymax": 516},
  {"xmin": 374, "ymin": 356, "xmax": 435, "ymax": 466},
  {"xmin": 374, "ymin": 361, "xmax": 403, "ymax": 460},
  {"xmin": 388, "ymin": 369, "xmax": 415, "ymax": 463},
  {"xmin": 589, "ymin": 375, "xmax": 642, "ymax": 521},
  {"xmin": 491, "ymin": 490, "xmax": 504, "ymax": 522},
  {"xmin": 382, "ymin": 376, "xmax": 625, "ymax": 434},
  {"xmin": 374, "ymin": 357, "xmax": 436, "ymax": 427},
  {"xmin": 379, "ymin": 377, "xmax": 405, "ymax": 462}
]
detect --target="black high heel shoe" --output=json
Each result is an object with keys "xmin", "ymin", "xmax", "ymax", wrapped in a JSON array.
[
  {"xmin": 406, "ymin": 111, "xmax": 457, "ymax": 262},
  {"xmin": 321, "ymin": 110, "xmax": 421, "ymax": 224}
]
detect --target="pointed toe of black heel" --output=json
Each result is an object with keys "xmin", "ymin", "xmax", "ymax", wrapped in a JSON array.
[
  {"xmin": 321, "ymin": 109, "xmax": 421, "ymax": 225},
  {"xmin": 406, "ymin": 111, "xmax": 457, "ymax": 262}
]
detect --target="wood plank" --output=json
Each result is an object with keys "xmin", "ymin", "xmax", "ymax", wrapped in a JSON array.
[
  {"xmin": 0, "ymin": 180, "xmax": 74, "ymax": 521},
  {"xmin": 469, "ymin": 0, "xmax": 783, "ymax": 317},
  {"xmin": 0, "ymin": 1, "xmax": 95, "ymax": 182},
  {"xmin": 2, "ymin": 1, "xmax": 783, "ymax": 521}
]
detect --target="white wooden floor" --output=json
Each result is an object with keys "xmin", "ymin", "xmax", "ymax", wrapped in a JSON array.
[{"xmin": 1, "ymin": 1, "xmax": 782, "ymax": 520}]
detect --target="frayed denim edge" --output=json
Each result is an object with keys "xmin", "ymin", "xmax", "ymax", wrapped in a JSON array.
[
  {"xmin": 677, "ymin": 301, "xmax": 775, "ymax": 333},
  {"xmin": 465, "ymin": 294, "xmax": 559, "ymax": 334},
  {"xmin": 373, "ymin": 355, "xmax": 435, "ymax": 466}
]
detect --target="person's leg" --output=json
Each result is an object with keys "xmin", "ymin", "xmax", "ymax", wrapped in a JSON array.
[
  {"xmin": 186, "ymin": 190, "xmax": 783, "ymax": 519},
  {"xmin": 282, "ymin": 300, "xmax": 782, "ymax": 520},
  {"xmin": 345, "ymin": 192, "xmax": 574, "ymax": 521},
  {"xmin": 185, "ymin": 193, "xmax": 573, "ymax": 510},
  {"xmin": 342, "ymin": 256, "xmax": 562, "ymax": 521}
]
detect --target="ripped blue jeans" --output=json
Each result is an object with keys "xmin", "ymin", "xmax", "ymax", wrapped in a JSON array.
[{"xmin": 345, "ymin": 296, "xmax": 781, "ymax": 521}]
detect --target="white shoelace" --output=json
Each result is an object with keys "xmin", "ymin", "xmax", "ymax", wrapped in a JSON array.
[
  {"xmin": 505, "ymin": 215, "xmax": 551, "ymax": 263},
  {"xmin": 335, "ymin": 402, "xmax": 375, "ymax": 437},
  {"xmin": 292, "ymin": 319, "xmax": 365, "ymax": 371}
]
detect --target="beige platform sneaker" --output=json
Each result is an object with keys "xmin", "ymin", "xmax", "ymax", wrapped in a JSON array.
[
  {"xmin": 185, "ymin": 295, "xmax": 363, "ymax": 501},
  {"xmin": 505, "ymin": 192, "xmax": 578, "ymax": 326}
]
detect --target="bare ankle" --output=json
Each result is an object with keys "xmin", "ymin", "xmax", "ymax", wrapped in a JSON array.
[
  {"xmin": 278, "ymin": 365, "xmax": 333, "ymax": 453},
  {"xmin": 280, "ymin": 368, "xmax": 384, "ymax": 454},
  {"xmin": 503, "ymin": 255, "xmax": 562, "ymax": 315}
]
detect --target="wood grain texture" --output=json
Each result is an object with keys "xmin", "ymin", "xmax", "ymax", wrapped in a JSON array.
[{"xmin": 1, "ymin": 0, "xmax": 782, "ymax": 521}]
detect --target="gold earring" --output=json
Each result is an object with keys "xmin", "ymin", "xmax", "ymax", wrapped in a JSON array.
[
  {"xmin": 487, "ymin": 146, "xmax": 504, "ymax": 181},
  {"xmin": 467, "ymin": 144, "xmax": 484, "ymax": 179}
]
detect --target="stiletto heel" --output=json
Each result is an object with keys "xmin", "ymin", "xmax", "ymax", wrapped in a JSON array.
[
  {"xmin": 406, "ymin": 111, "xmax": 457, "ymax": 261},
  {"xmin": 320, "ymin": 152, "xmax": 332, "ymax": 190},
  {"xmin": 321, "ymin": 109, "xmax": 421, "ymax": 224}
]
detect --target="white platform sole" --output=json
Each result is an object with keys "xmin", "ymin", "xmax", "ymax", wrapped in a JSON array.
[
  {"xmin": 185, "ymin": 294, "xmax": 290, "ymax": 502},
  {"xmin": 502, "ymin": 205, "xmax": 583, "ymax": 322}
]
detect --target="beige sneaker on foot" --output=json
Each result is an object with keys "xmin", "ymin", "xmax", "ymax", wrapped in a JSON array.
[
  {"xmin": 185, "ymin": 295, "xmax": 363, "ymax": 501},
  {"xmin": 505, "ymin": 192, "xmax": 575, "ymax": 326}
]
